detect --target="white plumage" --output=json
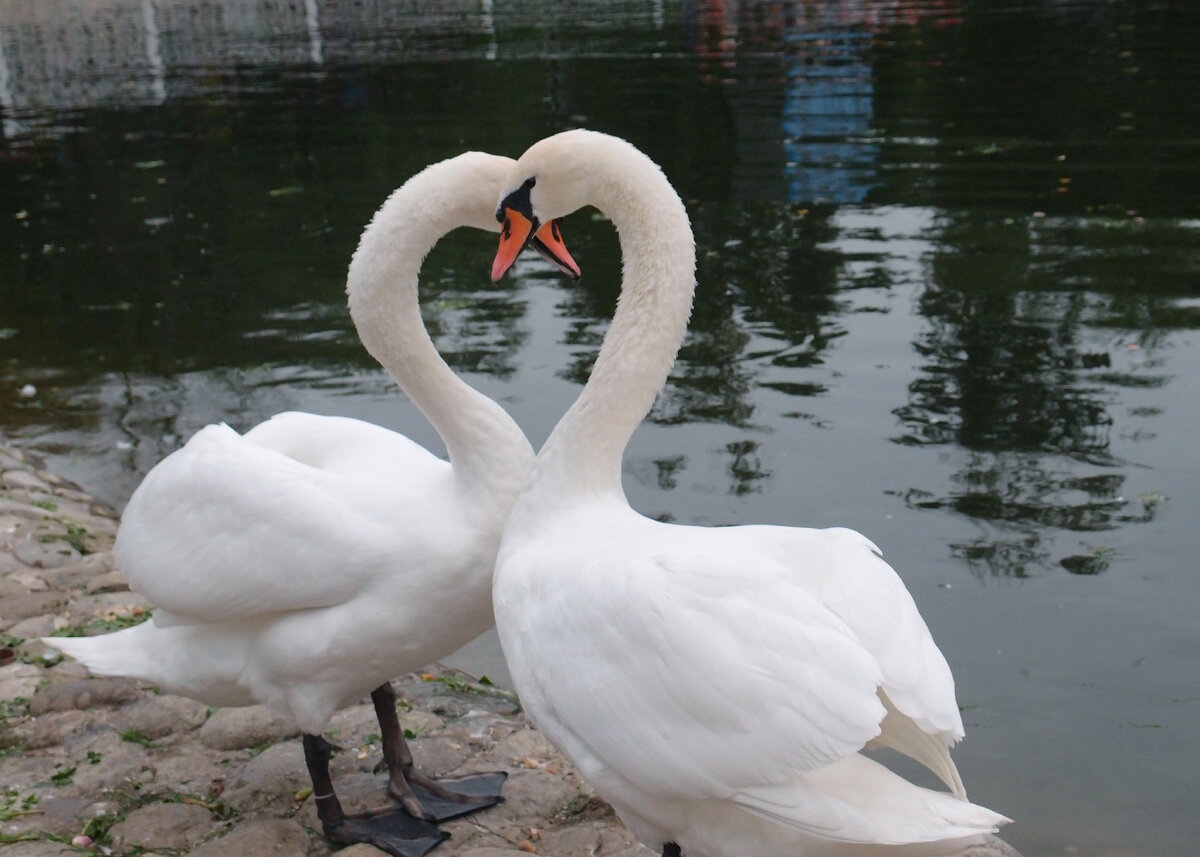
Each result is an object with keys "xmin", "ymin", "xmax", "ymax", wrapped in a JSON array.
[
  {"xmin": 44, "ymin": 152, "xmax": 571, "ymax": 854},
  {"xmin": 490, "ymin": 130, "xmax": 1009, "ymax": 857},
  {"xmin": 50, "ymin": 152, "xmax": 536, "ymax": 729}
]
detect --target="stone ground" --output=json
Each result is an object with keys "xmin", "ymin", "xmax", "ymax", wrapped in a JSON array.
[{"xmin": 0, "ymin": 439, "xmax": 1020, "ymax": 857}]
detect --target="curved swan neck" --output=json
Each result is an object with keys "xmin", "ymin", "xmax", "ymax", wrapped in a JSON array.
[
  {"xmin": 534, "ymin": 136, "xmax": 697, "ymax": 500},
  {"xmin": 347, "ymin": 159, "xmax": 530, "ymax": 488}
]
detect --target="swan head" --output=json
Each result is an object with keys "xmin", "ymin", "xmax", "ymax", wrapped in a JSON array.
[
  {"xmin": 488, "ymin": 176, "xmax": 580, "ymax": 282},
  {"xmin": 439, "ymin": 152, "xmax": 578, "ymax": 282},
  {"xmin": 493, "ymin": 132, "xmax": 606, "ymax": 282},
  {"xmin": 492, "ymin": 130, "xmax": 670, "ymax": 282}
]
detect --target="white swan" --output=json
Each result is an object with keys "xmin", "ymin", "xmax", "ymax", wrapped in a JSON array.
[
  {"xmin": 46, "ymin": 151, "xmax": 578, "ymax": 857},
  {"xmin": 489, "ymin": 129, "xmax": 1010, "ymax": 857}
]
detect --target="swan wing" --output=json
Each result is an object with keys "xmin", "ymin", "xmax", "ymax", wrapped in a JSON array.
[
  {"xmin": 733, "ymin": 755, "xmax": 1008, "ymax": 844},
  {"xmin": 755, "ymin": 526, "xmax": 965, "ymax": 738},
  {"xmin": 510, "ymin": 546, "xmax": 886, "ymax": 801},
  {"xmin": 118, "ymin": 420, "xmax": 446, "ymax": 623},
  {"xmin": 739, "ymin": 525, "xmax": 966, "ymax": 795}
]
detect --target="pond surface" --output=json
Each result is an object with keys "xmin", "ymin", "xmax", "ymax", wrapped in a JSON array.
[{"xmin": 2, "ymin": 2, "xmax": 1199, "ymax": 855}]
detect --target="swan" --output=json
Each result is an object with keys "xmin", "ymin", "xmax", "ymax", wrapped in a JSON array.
[
  {"xmin": 45, "ymin": 151, "xmax": 579, "ymax": 857},
  {"xmin": 489, "ymin": 129, "xmax": 1010, "ymax": 857}
]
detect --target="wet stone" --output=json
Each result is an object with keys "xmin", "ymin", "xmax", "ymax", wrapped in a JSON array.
[
  {"xmin": 198, "ymin": 704, "xmax": 300, "ymax": 751},
  {"xmin": 69, "ymin": 589, "xmax": 152, "ymax": 617},
  {"xmin": 3, "ymin": 794, "xmax": 90, "ymax": 840},
  {"xmin": 10, "ymin": 569, "xmax": 49, "ymax": 591},
  {"xmin": 337, "ymin": 845, "xmax": 396, "ymax": 857},
  {"xmin": 487, "ymin": 728, "xmax": 558, "ymax": 767},
  {"xmin": 84, "ymin": 569, "xmax": 130, "ymax": 594},
  {"xmin": 539, "ymin": 820, "xmax": 641, "ymax": 856},
  {"xmin": 108, "ymin": 801, "xmax": 218, "ymax": 852},
  {"xmin": 5, "ymin": 709, "xmax": 95, "ymax": 750},
  {"xmin": 186, "ymin": 817, "xmax": 311, "ymax": 857},
  {"xmin": 0, "ymin": 586, "xmax": 65, "ymax": 627},
  {"xmin": 223, "ymin": 741, "xmax": 309, "ymax": 809},
  {"xmin": 29, "ymin": 677, "xmax": 142, "ymax": 715},
  {"xmin": 0, "ymin": 498, "xmax": 52, "ymax": 520},
  {"xmin": 5, "ymin": 613, "xmax": 60, "ymax": 640},
  {"xmin": 0, "ymin": 661, "xmax": 44, "ymax": 701},
  {"xmin": 405, "ymin": 734, "xmax": 473, "ymax": 778},
  {"xmin": 106, "ymin": 693, "xmax": 209, "ymax": 739},
  {"xmin": 43, "ymin": 658, "xmax": 91, "ymax": 680},
  {"xmin": 12, "ymin": 536, "xmax": 82, "ymax": 569},
  {"xmin": 68, "ymin": 732, "xmax": 154, "ymax": 793},
  {"xmin": 37, "ymin": 552, "xmax": 116, "ymax": 590},
  {"xmin": 487, "ymin": 768, "xmax": 584, "ymax": 824},
  {"xmin": 1, "ymin": 469, "xmax": 51, "ymax": 491},
  {"xmin": 147, "ymin": 751, "xmax": 229, "ymax": 797}
]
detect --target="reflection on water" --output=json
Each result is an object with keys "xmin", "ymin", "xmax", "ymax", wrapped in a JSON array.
[{"xmin": 3, "ymin": 2, "xmax": 1200, "ymax": 855}]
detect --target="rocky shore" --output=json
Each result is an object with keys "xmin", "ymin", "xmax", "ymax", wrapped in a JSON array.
[
  {"xmin": 0, "ymin": 440, "xmax": 1020, "ymax": 857},
  {"xmin": 0, "ymin": 440, "xmax": 648, "ymax": 857}
]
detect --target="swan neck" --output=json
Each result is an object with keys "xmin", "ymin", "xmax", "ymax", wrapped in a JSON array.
[
  {"xmin": 347, "ymin": 193, "xmax": 528, "ymax": 490},
  {"xmin": 535, "ymin": 162, "xmax": 696, "ymax": 501}
]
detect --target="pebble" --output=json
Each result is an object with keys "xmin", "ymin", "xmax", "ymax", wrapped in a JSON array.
[
  {"xmin": 187, "ymin": 818, "xmax": 312, "ymax": 857},
  {"xmin": 0, "ymin": 438, "xmax": 1022, "ymax": 857},
  {"xmin": 28, "ymin": 677, "xmax": 142, "ymax": 715},
  {"xmin": 108, "ymin": 801, "xmax": 218, "ymax": 851},
  {"xmin": 12, "ymin": 535, "xmax": 82, "ymax": 569},
  {"xmin": 84, "ymin": 569, "xmax": 130, "ymax": 594},
  {"xmin": 198, "ymin": 703, "xmax": 300, "ymax": 751},
  {"xmin": 0, "ymin": 662, "xmax": 44, "ymax": 700}
]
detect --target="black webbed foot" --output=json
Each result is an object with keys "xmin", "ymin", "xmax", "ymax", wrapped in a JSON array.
[
  {"xmin": 369, "ymin": 682, "xmax": 507, "ymax": 821},
  {"xmin": 408, "ymin": 770, "xmax": 508, "ymax": 821},
  {"xmin": 325, "ymin": 809, "xmax": 448, "ymax": 857},
  {"xmin": 305, "ymin": 732, "xmax": 447, "ymax": 857}
]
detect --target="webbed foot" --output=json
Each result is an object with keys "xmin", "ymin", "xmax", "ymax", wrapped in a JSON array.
[
  {"xmin": 325, "ymin": 809, "xmax": 448, "ymax": 857},
  {"xmin": 406, "ymin": 770, "xmax": 508, "ymax": 822}
]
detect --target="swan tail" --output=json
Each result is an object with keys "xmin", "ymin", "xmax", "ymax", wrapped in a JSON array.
[
  {"xmin": 868, "ymin": 691, "xmax": 967, "ymax": 799},
  {"xmin": 44, "ymin": 619, "xmax": 257, "ymax": 709},
  {"xmin": 43, "ymin": 622, "xmax": 166, "ymax": 684},
  {"xmin": 732, "ymin": 755, "xmax": 1008, "ymax": 847}
]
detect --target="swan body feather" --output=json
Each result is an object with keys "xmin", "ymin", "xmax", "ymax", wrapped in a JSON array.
[{"xmin": 491, "ymin": 130, "xmax": 1008, "ymax": 857}]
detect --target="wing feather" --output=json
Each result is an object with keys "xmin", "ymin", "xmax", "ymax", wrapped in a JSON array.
[
  {"xmin": 511, "ymin": 547, "xmax": 886, "ymax": 801},
  {"xmin": 118, "ymin": 418, "xmax": 448, "ymax": 623}
]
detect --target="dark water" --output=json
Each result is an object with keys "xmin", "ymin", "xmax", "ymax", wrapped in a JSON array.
[{"xmin": 2, "ymin": 2, "xmax": 1199, "ymax": 855}]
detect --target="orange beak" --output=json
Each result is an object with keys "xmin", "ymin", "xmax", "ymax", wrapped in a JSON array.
[
  {"xmin": 530, "ymin": 219, "xmax": 581, "ymax": 281},
  {"xmin": 491, "ymin": 210, "xmax": 581, "ymax": 282},
  {"xmin": 491, "ymin": 208, "xmax": 535, "ymax": 282}
]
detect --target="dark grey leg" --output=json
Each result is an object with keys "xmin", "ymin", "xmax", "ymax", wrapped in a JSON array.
[
  {"xmin": 302, "ymin": 731, "xmax": 447, "ymax": 857},
  {"xmin": 303, "ymin": 734, "xmax": 348, "ymax": 831},
  {"xmin": 370, "ymin": 681, "xmax": 508, "ymax": 821}
]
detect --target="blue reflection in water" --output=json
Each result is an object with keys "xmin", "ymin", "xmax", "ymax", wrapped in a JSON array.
[{"xmin": 781, "ymin": 17, "xmax": 877, "ymax": 204}]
